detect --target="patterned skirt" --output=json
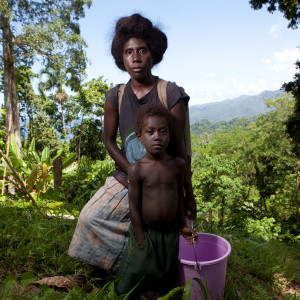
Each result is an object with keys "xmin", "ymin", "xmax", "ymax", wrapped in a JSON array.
[{"xmin": 68, "ymin": 176, "xmax": 130, "ymax": 271}]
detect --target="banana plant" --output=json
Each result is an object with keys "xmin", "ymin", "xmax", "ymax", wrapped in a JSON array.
[{"xmin": 0, "ymin": 134, "xmax": 76, "ymax": 200}]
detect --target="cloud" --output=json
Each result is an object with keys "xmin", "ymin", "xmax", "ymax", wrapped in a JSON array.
[
  {"xmin": 272, "ymin": 48, "xmax": 299, "ymax": 74},
  {"xmin": 262, "ymin": 58, "xmax": 271, "ymax": 65},
  {"xmin": 273, "ymin": 48, "xmax": 299, "ymax": 63},
  {"xmin": 270, "ymin": 24, "xmax": 280, "ymax": 38},
  {"xmin": 262, "ymin": 48, "xmax": 299, "ymax": 75},
  {"xmin": 270, "ymin": 21, "xmax": 286, "ymax": 38}
]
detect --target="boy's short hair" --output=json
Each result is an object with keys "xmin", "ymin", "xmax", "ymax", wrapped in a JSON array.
[
  {"xmin": 111, "ymin": 13, "xmax": 168, "ymax": 71},
  {"xmin": 135, "ymin": 103, "xmax": 173, "ymax": 137}
]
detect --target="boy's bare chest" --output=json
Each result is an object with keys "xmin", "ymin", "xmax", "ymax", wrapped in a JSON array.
[{"xmin": 141, "ymin": 163, "xmax": 178, "ymax": 187}]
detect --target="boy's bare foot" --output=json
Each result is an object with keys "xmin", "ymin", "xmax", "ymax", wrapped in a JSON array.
[
  {"xmin": 139, "ymin": 289, "xmax": 160, "ymax": 300},
  {"xmin": 88, "ymin": 266, "xmax": 107, "ymax": 279}
]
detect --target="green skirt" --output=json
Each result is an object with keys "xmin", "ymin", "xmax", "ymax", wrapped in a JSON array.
[{"xmin": 117, "ymin": 219, "xmax": 179, "ymax": 295}]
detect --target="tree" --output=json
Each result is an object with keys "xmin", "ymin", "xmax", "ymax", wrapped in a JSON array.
[
  {"xmin": 14, "ymin": 66, "xmax": 38, "ymax": 141},
  {"xmin": 67, "ymin": 76, "xmax": 112, "ymax": 161},
  {"xmin": 249, "ymin": 0, "xmax": 300, "ymax": 29},
  {"xmin": 283, "ymin": 62, "xmax": 300, "ymax": 158},
  {"xmin": 249, "ymin": 0, "xmax": 300, "ymax": 157},
  {"xmin": 192, "ymin": 153, "xmax": 245, "ymax": 225},
  {"xmin": 38, "ymin": 65, "xmax": 70, "ymax": 142},
  {"xmin": 0, "ymin": 66, "xmax": 38, "ymax": 141},
  {"xmin": 0, "ymin": 0, "xmax": 92, "ymax": 152}
]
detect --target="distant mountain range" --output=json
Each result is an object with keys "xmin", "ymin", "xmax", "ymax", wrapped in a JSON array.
[{"xmin": 189, "ymin": 90, "xmax": 283, "ymax": 124}]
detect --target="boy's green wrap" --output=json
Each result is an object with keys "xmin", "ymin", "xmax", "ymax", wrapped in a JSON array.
[{"xmin": 117, "ymin": 219, "xmax": 179, "ymax": 295}]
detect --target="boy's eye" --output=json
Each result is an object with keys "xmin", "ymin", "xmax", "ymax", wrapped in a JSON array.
[{"xmin": 124, "ymin": 49, "xmax": 132, "ymax": 55}]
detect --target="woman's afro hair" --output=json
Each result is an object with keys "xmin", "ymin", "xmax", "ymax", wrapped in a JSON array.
[
  {"xmin": 111, "ymin": 14, "xmax": 168, "ymax": 71},
  {"xmin": 135, "ymin": 103, "xmax": 173, "ymax": 137}
]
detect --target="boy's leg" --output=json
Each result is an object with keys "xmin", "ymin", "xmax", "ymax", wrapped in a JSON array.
[{"xmin": 117, "ymin": 225, "xmax": 161, "ymax": 296}]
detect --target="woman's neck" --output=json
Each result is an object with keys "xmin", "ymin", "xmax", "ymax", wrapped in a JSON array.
[{"xmin": 130, "ymin": 75, "xmax": 157, "ymax": 99}]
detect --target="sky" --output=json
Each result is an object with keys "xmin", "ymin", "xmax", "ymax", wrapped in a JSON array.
[{"xmin": 77, "ymin": 0, "xmax": 300, "ymax": 106}]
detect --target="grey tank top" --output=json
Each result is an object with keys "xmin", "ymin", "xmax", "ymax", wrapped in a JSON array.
[{"xmin": 105, "ymin": 77, "xmax": 189, "ymax": 186}]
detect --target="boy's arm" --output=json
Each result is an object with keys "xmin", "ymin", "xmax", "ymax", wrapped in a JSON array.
[
  {"xmin": 128, "ymin": 164, "xmax": 145, "ymax": 246},
  {"xmin": 177, "ymin": 158, "xmax": 198, "ymax": 243}
]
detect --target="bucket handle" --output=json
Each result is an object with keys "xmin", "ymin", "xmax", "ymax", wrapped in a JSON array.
[
  {"xmin": 193, "ymin": 238, "xmax": 201, "ymax": 270},
  {"xmin": 189, "ymin": 219, "xmax": 201, "ymax": 270}
]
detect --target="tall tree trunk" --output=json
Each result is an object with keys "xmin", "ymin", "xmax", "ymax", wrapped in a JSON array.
[
  {"xmin": 27, "ymin": 102, "xmax": 33, "ymax": 143},
  {"xmin": 77, "ymin": 118, "xmax": 84, "ymax": 162},
  {"xmin": 61, "ymin": 102, "xmax": 66, "ymax": 141},
  {"xmin": 53, "ymin": 158, "xmax": 63, "ymax": 191},
  {"xmin": 296, "ymin": 162, "xmax": 300, "ymax": 228},
  {"xmin": 1, "ymin": 15, "xmax": 21, "ymax": 154}
]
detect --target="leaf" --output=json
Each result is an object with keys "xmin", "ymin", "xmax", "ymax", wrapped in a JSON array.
[
  {"xmin": 52, "ymin": 148, "xmax": 64, "ymax": 161},
  {"xmin": 21, "ymin": 272, "xmax": 36, "ymax": 286},
  {"xmin": 192, "ymin": 277, "xmax": 209, "ymax": 299},
  {"xmin": 41, "ymin": 147, "xmax": 50, "ymax": 164},
  {"xmin": 30, "ymin": 192, "xmax": 38, "ymax": 202},
  {"xmin": 32, "ymin": 151, "xmax": 41, "ymax": 163},
  {"xmin": 8, "ymin": 147, "xmax": 22, "ymax": 171},
  {"xmin": 27, "ymin": 165, "xmax": 38, "ymax": 190},
  {"xmin": 20, "ymin": 166, "xmax": 31, "ymax": 175},
  {"xmin": 42, "ymin": 163, "xmax": 48, "ymax": 182},
  {"xmin": 183, "ymin": 277, "xmax": 209, "ymax": 300},
  {"xmin": 182, "ymin": 279, "xmax": 192, "ymax": 300},
  {"xmin": 29, "ymin": 138, "xmax": 35, "ymax": 152},
  {"xmin": 9, "ymin": 134, "xmax": 19, "ymax": 158},
  {"xmin": 62, "ymin": 153, "xmax": 76, "ymax": 169},
  {"xmin": 34, "ymin": 276, "xmax": 77, "ymax": 289},
  {"xmin": 0, "ymin": 274, "xmax": 17, "ymax": 297}
]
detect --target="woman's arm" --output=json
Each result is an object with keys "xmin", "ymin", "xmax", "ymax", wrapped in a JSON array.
[
  {"xmin": 177, "ymin": 157, "xmax": 197, "ymax": 243},
  {"xmin": 104, "ymin": 100, "xmax": 131, "ymax": 174},
  {"xmin": 170, "ymin": 100, "xmax": 197, "ymax": 220}
]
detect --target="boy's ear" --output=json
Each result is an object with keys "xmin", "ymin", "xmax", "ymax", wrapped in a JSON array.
[{"xmin": 136, "ymin": 132, "xmax": 142, "ymax": 142}]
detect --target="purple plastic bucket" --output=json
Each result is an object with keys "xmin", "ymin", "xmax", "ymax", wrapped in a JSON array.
[{"xmin": 178, "ymin": 233, "xmax": 231, "ymax": 300}]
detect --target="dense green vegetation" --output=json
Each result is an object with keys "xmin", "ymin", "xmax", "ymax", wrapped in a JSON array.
[
  {"xmin": 192, "ymin": 94, "xmax": 299, "ymax": 240},
  {"xmin": 190, "ymin": 116, "xmax": 257, "ymax": 137},
  {"xmin": 0, "ymin": 84, "xmax": 299, "ymax": 298},
  {"xmin": 1, "ymin": 1, "xmax": 300, "ymax": 298}
]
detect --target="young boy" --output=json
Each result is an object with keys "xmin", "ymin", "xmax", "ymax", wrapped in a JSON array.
[{"xmin": 117, "ymin": 103, "xmax": 198, "ymax": 298}]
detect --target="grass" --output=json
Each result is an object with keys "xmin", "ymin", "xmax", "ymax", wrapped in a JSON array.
[{"xmin": 1, "ymin": 202, "xmax": 300, "ymax": 299}]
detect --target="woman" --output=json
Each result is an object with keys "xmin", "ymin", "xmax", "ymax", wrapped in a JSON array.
[{"xmin": 68, "ymin": 13, "xmax": 196, "ymax": 280}]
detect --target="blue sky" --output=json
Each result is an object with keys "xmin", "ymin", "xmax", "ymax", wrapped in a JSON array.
[{"xmin": 78, "ymin": 0, "xmax": 300, "ymax": 106}]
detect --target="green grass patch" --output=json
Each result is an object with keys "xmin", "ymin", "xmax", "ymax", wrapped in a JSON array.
[{"xmin": 1, "ymin": 204, "xmax": 300, "ymax": 299}]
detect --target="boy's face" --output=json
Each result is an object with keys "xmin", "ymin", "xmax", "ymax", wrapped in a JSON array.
[
  {"xmin": 138, "ymin": 116, "xmax": 170, "ymax": 155},
  {"xmin": 123, "ymin": 38, "xmax": 154, "ymax": 81}
]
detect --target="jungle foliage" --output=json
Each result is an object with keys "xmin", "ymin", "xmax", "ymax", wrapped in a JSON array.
[
  {"xmin": 0, "ymin": 83, "xmax": 299, "ymax": 298},
  {"xmin": 0, "ymin": 1, "xmax": 300, "ymax": 298}
]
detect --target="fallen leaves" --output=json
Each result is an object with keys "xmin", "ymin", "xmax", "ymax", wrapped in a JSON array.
[{"xmin": 34, "ymin": 276, "xmax": 79, "ymax": 289}]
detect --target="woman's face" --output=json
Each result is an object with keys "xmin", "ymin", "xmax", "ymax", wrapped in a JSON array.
[{"xmin": 123, "ymin": 38, "xmax": 154, "ymax": 81}]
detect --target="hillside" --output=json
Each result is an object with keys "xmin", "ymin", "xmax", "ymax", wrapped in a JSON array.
[
  {"xmin": 189, "ymin": 90, "xmax": 283, "ymax": 124},
  {"xmin": 190, "ymin": 116, "xmax": 257, "ymax": 136}
]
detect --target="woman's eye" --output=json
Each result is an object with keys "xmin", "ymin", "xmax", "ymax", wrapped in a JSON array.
[{"xmin": 139, "ymin": 49, "xmax": 147, "ymax": 55}]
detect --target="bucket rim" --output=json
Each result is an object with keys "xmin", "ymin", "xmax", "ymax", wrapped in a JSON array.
[{"xmin": 178, "ymin": 232, "xmax": 231, "ymax": 267}]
